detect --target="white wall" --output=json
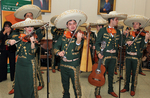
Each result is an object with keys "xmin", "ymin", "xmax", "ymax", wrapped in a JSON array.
[
  {"xmin": 1, "ymin": 0, "xmax": 150, "ymax": 37},
  {"xmin": 42, "ymin": 0, "xmax": 150, "ymax": 24},
  {"xmin": 40, "ymin": 0, "xmax": 150, "ymax": 39}
]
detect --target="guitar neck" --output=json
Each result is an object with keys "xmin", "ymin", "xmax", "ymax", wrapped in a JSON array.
[{"xmin": 97, "ymin": 50, "xmax": 103, "ymax": 69}]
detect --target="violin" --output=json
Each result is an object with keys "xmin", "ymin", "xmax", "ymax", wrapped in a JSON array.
[
  {"xmin": 129, "ymin": 30, "xmax": 149, "ymax": 38},
  {"xmin": 64, "ymin": 30, "xmax": 86, "ymax": 39},
  {"xmin": 18, "ymin": 32, "xmax": 38, "ymax": 43},
  {"xmin": 134, "ymin": 29, "xmax": 149, "ymax": 36}
]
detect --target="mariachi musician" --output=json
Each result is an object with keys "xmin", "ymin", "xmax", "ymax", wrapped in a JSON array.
[
  {"xmin": 50, "ymin": 15, "xmax": 65, "ymax": 73},
  {"xmin": 53, "ymin": 9, "xmax": 87, "ymax": 98},
  {"xmin": 120, "ymin": 15, "xmax": 150, "ymax": 96},
  {"xmin": 8, "ymin": 4, "xmax": 45, "ymax": 95},
  {"xmin": 6, "ymin": 18, "xmax": 45, "ymax": 98},
  {"xmin": 89, "ymin": 19, "xmax": 108, "ymax": 98},
  {"xmin": 95, "ymin": 11, "xmax": 127, "ymax": 98}
]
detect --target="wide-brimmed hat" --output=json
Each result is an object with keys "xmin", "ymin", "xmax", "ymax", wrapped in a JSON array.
[
  {"xmin": 14, "ymin": 4, "xmax": 41, "ymax": 19},
  {"xmin": 50, "ymin": 15, "xmax": 58, "ymax": 25},
  {"xmin": 80, "ymin": 19, "xmax": 107, "ymax": 28},
  {"xmin": 54, "ymin": 9, "xmax": 87, "ymax": 29},
  {"xmin": 11, "ymin": 18, "xmax": 45, "ymax": 29},
  {"xmin": 124, "ymin": 15, "xmax": 149, "ymax": 27},
  {"xmin": 90, "ymin": 19, "xmax": 108, "ymax": 26},
  {"xmin": 101, "ymin": 11, "xmax": 127, "ymax": 20}
]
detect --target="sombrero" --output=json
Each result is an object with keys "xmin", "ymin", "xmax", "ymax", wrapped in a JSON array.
[
  {"xmin": 80, "ymin": 19, "xmax": 107, "ymax": 28},
  {"xmin": 11, "ymin": 18, "xmax": 45, "ymax": 29},
  {"xmin": 124, "ymin": 15, "xmax": 149, "ymax": 27},
  {"xmin": 100, "ymin": 11, "xmax": 127, "ymax": 20},
  {"xmin": 54, "ymin": 9, "xmax": 87, "ymax": 29},
  {"xmin": 50, "ymin": 15, "xmax": 58, "ymax": 25},
  {"xmin": 90, "ymin": 19, "xmax": 108, "ymax": 26},
  {"xmin": 14, "ymin": 4, "xmax": 41, "ymax": 19}
]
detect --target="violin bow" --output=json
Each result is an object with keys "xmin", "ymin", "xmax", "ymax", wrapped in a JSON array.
[
  {"xmin": 13, "ymin": 22, "xmax": 49, "ymax": 45},
  {"xmin": 63, "ymin": 20, "xmax": 81, "ymax": 58}
]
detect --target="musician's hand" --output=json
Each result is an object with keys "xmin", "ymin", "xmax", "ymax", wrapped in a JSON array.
[
  {"xmin": 30, "ymin": 36, "xmax": 35, "ymax": 44},
  {"xmin": 76, "ymin": 32, "xmax": 82, "ymax": 44},
  {"xmin": 145, "ymin": 33, "xmax": 150, "ymax": 42},
  {"xmin": 126, "ymin": 41, "xmax": 133, "ymax": 46},
  {"xmin": 8, "ymin": 39, "xmax": 16, "ymax": 45},
  {"xmin": 58, "ymin": 51, "xmax": 65, "ymax": 57},
  {"xmin": 89, "ymin": 44, "xmax": 92, "ymax": 48},
  {"xmin": 123, "ymin": 30, "xmax": 129, "ymax": 38},
  {"xmin": 93, "ymin": 46, "xmax": 95, "ymax": 49},
  {"xmin": 110, "ymin": 49, "xmax": 116, "ymax": 53},
  {"xmin": 98, "ymin": 53, "xmax": 103, "ymax": 59}
]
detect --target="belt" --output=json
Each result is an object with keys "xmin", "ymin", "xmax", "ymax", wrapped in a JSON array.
[
  {"xmin": 106, "ymin": 49, "xmax": 116, "ymax": 53},
  {"xmin": 62, "ymin": 58, "xmax": 79, "ymax": 62},
  {"xmin": 127, "ymin": 52, "xmax": 137, "ymax": 56}
]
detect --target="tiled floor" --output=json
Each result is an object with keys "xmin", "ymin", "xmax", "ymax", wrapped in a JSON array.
[{"xmin": 0, "ymin": 69, "xmax": 150, "ymax": 98}]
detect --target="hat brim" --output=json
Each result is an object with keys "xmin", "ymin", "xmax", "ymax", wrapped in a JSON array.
[
  {"xmin": 101, "ymin": 13, "xmax": 127, "ymax": 20},
  {"xmin": 11, "ymin": 19, "xmax": 45, "ymax": 29},
  {"xmin": 80, "ymin": 22, "xmax": 107, "ymax": 28},
  {"xmin": 50, "ymin": 15, "xmax": 58, "ymax": 25},
  {"xmin": 14, "ymin": 4, "xmax": 41, "ymax": 19},
  {"xmin": 90, "ymin": 22, "xmax": 108, "ymax": 26},
  {"xmin": 124, "ymin": 16, "xmax": 149, "ymax": 27},
  {"xmin": 54, "ymin": 9, "xmax": 87, "ymax": 29}
]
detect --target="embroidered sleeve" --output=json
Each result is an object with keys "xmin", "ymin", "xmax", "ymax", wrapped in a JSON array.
[
  {"xmin": 95, "ymin": 29, "xmax": 103, "ymax": 55},
  {"xmin": 29, "ymin": 44, "xmax": 38, "ymax": 55},
  {"xmin": 5, "ymin": 31, "xmax": 20, "ymax": 46},
  {"xmin": 51, "ymin": 26, "xmax": 57, "ymax": 35},
  {"xmin": 74, "ymin": 39, "xmax": 83, "ymax": 51},
  {"xmin": 53, "ymin": 34, "xmax": 63, "ymax": 55}
]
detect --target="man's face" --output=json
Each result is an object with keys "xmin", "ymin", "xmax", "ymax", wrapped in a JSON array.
[
  {"xmin": 66, "ymin": 20, "xmax": 77, "ymax": 32},
  {"xmin": 133, "ymin": 22, "xmax": 141, "ymax": 30},
  {"xmin": 96, "ymin": 25, "xmax": 103, "ymax": 31},
  {"xmin": 111, "ymin": 17, "xmax": 118, "ymax": 26},
  {"xmin": 105, "ymin": 0, "xmax": 109, "ymax": 3},
  {"xmin": 24, "ymin": 13, "xmax": 33, "ymax": 19}
]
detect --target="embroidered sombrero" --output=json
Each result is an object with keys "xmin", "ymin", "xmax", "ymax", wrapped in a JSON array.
[
  {"xmin": 54, "ymin": 9, "xmax": 87, "ymax": 28},
  {"xmin": 50, "ymin": 15, "xmax": 58, "ymax": 25},
  {"xmin": 124, "ymin": 15, "xmax": 149, "ymax": 27},
  {"xmin": 11, "ymin": 18, "xmax": 45, "ymax": 29},
  {"xmin": 14, "ymin": 4, "xmax": 41, "ymax": 19},
  {"xmin": 101, "ymin": 11, "xmax": 127, "ymax": 20},
  {"xmin": 90, "ymin": 18, "xmax": 108, "ymax": 26}
]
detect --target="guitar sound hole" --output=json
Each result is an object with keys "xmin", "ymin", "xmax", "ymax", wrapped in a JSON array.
[{"xmin": 92, "ymin": 78, "xmax": 101, "ymax": 81}]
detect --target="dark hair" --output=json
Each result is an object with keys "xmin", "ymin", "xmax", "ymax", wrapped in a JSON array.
[
  {"xmin": 98, "ymin": 25, "xmax": 104, "ymax": 28},
  {"xmin": 66, "ymin": 20, "xmax": 77, "ymax": 25},
  {"xmin": 1, "ymin": 21, "xmax": 13, "ymax": 34},
  {"xmin": 24, "ymin": 12, "xmax": 33, "ymax": 18},
  {"xmin": 108, "ymin": 17, "xmax": 115, "ymax": 23},
  {"xmin": 132, "ymin": 22, "xmax": 141, "ymax": 26}
]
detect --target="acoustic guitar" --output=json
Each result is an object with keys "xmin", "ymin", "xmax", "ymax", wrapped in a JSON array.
[{"xmin": 88, "ymin": 41, "xmax": 106, "ymax": 87}]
